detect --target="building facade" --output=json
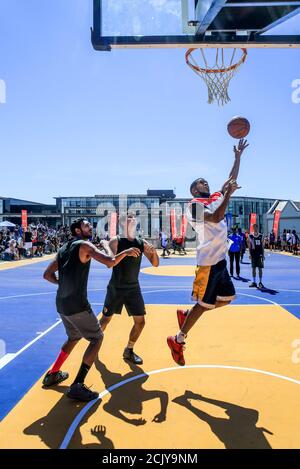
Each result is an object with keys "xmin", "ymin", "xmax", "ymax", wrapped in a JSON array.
[
  {"xmin": 1, "ymin": 192, "xmax": 279, "ymax": 234},
  {"xmin": 266, "ymin": 200, "xmax": 300, "ymax": 234},
  {"xmin": 55, "ymin": 191, "xmax": 276, "ymax": 236},
  {"xmin": 0, "ymin": 197, "xmax": 60, "ymax": 227}
]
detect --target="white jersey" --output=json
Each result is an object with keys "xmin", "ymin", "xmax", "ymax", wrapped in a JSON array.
[{"xmin": 187, "ymin": 192, "xmax": 228, "ymax": 266}]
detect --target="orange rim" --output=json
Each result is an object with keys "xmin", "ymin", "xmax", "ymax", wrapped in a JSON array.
[{"xmin": 185, "ymin": 48, "xmax": 247, "ymax": 74}]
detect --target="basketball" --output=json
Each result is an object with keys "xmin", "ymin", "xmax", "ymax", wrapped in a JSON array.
[{"xmin": 227, "ymin": 116, "xmax": 250, "ymax": 139}]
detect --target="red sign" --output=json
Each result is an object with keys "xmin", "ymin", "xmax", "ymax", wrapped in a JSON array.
[
  {"xmin": 249, "ymin": 213, "xmax": 256, "ymax": 233},
  {"xmin": 21, "ymin": 210, "xmax": 28, "ymax": 230},
  {"xmin": 170, "ymin": 209, "xmax": 177, "ymax": 239},
  {"xmin": 273, "ymin": 210, "xmax": 281, "ymax": 238},
  {"xmin": 110, "ymin": 212, "xmax": 117, "ymax": 238},
  {"xmin": 181, "ymin": 214, "xmax": 188, "ymax": 241}
]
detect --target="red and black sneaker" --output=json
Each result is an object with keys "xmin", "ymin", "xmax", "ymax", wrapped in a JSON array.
[
  {"xmin": 167, "ymin": 336, "xmax": 185, "ymax": 366},
  {"xmin": 177, "ymin": 309, "xmax": 188, "ymax": 330},
  {"xmin": 42, "ymin": 370, "xmax": 69, "ymax": 388}
]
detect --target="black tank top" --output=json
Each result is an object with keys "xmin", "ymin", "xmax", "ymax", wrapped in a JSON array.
[
  {"xmin": 249, "ymin": 234, "xmax": 264, "ymax": 257},
  {"xmin": 109, "ymin": 236, "xmax": 144, "ymax": 289},
  {"xmin": 56, "ymin": 239, "xmax": 91, "ymax": 315}
]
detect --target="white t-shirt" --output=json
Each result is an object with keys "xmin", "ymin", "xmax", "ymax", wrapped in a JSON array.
[{"xmin": 187, "ymin": 192, "xmax": 228, "ymax": 266}]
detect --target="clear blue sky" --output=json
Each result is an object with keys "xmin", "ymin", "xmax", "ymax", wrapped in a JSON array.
[{"xmin": 0, "ymin": 0, "xmax": 300, "ymax": 204}]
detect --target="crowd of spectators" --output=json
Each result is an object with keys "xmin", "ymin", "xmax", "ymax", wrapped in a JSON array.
[
  {"xmin": 264, "ymin": 228, "xmax": 299, "ymax": 255},
  {"xmin": 1, "ymin": 221, "xmax": 299, "ymax": 262},
  {"xmin": 0, "ymin": 224, "xmax": 73, "ymax": 261}
]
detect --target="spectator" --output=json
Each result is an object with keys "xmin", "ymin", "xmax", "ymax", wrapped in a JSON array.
[
  {"xmin": 282, "ymin": 229, "xmax": 287, "ymax": 251},
  {"xmin": 237, "ymin": 228, "xmax": 247, "ymax": 262},
  {"xmin": 228, "ymin": 227, "xmax": 242, "ymax": 278},
  {"xmin": 276, "ymin": 234, "xmax": 282, "ymax": 251},
  {"xmin": 3, "ymin": 239, "xmax": 19, "ymax": 261},
  {"xmin": 269, "ymin": 230, "xmax": 276, "ymax": 251},
  {"xmin": 24, "ymin": 228, "xmax": 33, "ymax": 258},
  {"xmin": 286, "ymin": 230, "xmax": 293, "ymax": 253},
  {"xmin": 292, "ymin": 230, "xmax": 299, "ymax": 255}
]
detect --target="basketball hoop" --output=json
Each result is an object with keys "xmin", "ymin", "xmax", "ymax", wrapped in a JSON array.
[{"xmin": 185, "ymin": 48, "xmax": 247, "ymax": 106}]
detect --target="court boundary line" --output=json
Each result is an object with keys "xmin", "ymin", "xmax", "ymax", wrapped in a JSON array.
[
  {"xmin": 59, "ymin": 364, "xmax": 300, "ymax": 449},
  {"xmin": 2, "ymin": 286, "xmax": 300, "ymax": 302},
  {"xmin": 0, "ymin": 319, "xmax": 62, "ymax": 370}
]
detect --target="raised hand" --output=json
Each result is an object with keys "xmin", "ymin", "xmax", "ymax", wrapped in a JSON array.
[
  {"xmin": 144, "ymin": 241, "xmax": 155, "ymax": 255},
  {"xmin": 225, "ymin": 178, "xmax": 241, "ymax": 196},
  {"xmin": 234, "ymin": 138, "xmax": 249, "ymax": 158}
]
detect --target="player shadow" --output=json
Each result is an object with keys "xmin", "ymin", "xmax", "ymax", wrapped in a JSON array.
[
  {"xmin": 23, "ymin": 386, "xmax": 113, "ymax": 449},
  {"xmin": 173, "ymin": 391, "xmax": 273, "ymax": 449},
  {"xmin": 258, "ymin": 286, "xmax": 279, "ymax": 295},
  {"xmin": 233, "ymin": 276, "xmax": 250, "ymax": 282},
  {"xmin": 95, "ymin": 359, "xmax": 169, "ymax": 426}
]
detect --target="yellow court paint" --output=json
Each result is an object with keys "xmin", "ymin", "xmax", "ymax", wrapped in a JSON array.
[
  {"xmin": 142, "ymin": 265, "xmax": 195, "ymax": 276},
  {"xmin": 0, "ymin": 254, "xmax": 55, "ymax": 271},
  {"xmin": 1, "ymin": 303, "xmax": 300, "ymax": 449}
]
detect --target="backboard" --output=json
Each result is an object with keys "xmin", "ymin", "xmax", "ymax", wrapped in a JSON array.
[{"xmin": 91, "ymin": 0, "xmax": 300, "ymax": 51}]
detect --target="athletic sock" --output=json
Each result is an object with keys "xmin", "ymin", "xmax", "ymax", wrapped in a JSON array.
[
  {"xmin": 50, "ymin": 349, "xmax": 69, "ymax": 374},
  {"xmin": 72, "ymin": 362, "xmax": 91, "ymax": 385},
  {"xmin": 126, "ymin": 340, "xmax": 135, "ymax": 350},
  {"xmin": 176, "ymin": 331, "xmax": 186, "ymax": 344}
]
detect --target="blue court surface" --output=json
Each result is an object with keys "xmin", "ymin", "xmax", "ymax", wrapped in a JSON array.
[{"xmin": 0, "ymin": 252, "xmax": 300, "ymax": 421}]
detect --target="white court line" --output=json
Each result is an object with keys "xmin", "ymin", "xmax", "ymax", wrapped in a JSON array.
[
  {"xmin": 1, "ymin": 286, "xmax": 300, "ymax": 302},
  {"xmin": 278, "ymin": 304, "xmax": 300, "ymax": 306},
  {"xmin": 0, "ymin": 319, "xmax": 62, "ymax": 370},
  {"xmin": 59, "ymin": 364, "xmax": 300, "ymax": 450},
  {"xmin": 0, "ymin": 288, "xmax": 296, "ymax": 369},
  {"xmin": 0, "ymin": 291, "xmax": 55, "ymax": 301}
]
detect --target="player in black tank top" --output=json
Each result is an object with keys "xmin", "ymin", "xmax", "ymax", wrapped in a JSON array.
[
  {"xmin": 100, "ymin": 213, "xmax": 159, "ymax": 365},
  {"xmin": 42, "ymin": 218, "xmax": 140, "ymax": 401},
  {"xmin": 248, "ymin": 224, "xmax": 265, "ymax": 289}
]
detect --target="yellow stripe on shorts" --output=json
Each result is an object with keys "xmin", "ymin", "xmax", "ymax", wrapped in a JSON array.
[{"xmin": 192, "ymin": 265, "xmax": 211, "ymax": 302}]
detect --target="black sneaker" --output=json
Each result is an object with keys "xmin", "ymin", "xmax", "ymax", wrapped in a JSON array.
[
  {"xmin": 258, "ymin": 282, "xmax": 265, "ymax": 289},
  {"xmin": 123, "ymin": 347, "xmax": 143, "ymax": 365},
  {"xmin": 66, "ymin": 383, "xmax": 99, "ymax": 402},
  {"xmin": 42, "ymin": 370, "xmax": 69, "ymax": 387},
  {"xmin": 249, "ymin": 282, "xmax": 257, "ymax": 288}
]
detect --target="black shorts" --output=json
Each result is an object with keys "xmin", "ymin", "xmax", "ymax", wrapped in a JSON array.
[
  {"xmin": 251, "ymin": 256, "xmax": 264, "ymax": 269},
  {"xmin": 192, "ymin": 259, "xmax": 236, "ymax": 309},
  {"xmin": 103, "ymin": 284, "xmax": 146, "ymax": 317}
]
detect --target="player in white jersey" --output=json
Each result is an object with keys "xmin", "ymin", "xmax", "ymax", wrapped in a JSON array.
[{"xmin": 167, "ymin": 139, "xmax": 249, "ymax": 366}]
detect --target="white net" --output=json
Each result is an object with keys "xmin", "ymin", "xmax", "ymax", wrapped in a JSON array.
[{"xmin": 185, "ymin": 48, "xmax": 247, "ymax": 106}]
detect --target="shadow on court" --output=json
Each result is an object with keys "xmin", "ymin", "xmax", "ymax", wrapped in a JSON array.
[
  {"xmin": 233, "ymin": 276, "xmax": 250, "ymax": 282},
  {"xmin": 95, "ymin": 359, "xmax": 169, "ymax": 426},
  {"xmin": 23, "ymin": 386, "xmax": 113, "ymax": 449},
  {"xmin": 173, "ymin": 391, "xmax": 273, "ymax": 449},
  {"xmin": 259, "ymin": 287, "xmax": 279, "ymax": 295}
]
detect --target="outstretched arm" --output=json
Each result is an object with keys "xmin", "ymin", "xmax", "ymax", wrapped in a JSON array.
[
  {"xmin": 80, "ymin": 241, "xmax": 141, "ymax": 268},
  {"xmin": 221, "ymin": 139, "xmax": 249, "ymax": 194},
  {"xmin": 205, "ymin": 179, "xmax": 241, "ymax": 223}
]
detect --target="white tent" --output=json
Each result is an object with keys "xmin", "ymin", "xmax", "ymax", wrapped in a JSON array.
[{"xmin": 0, "ymin": 221, "xmax": 16, "ymax": 228}]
